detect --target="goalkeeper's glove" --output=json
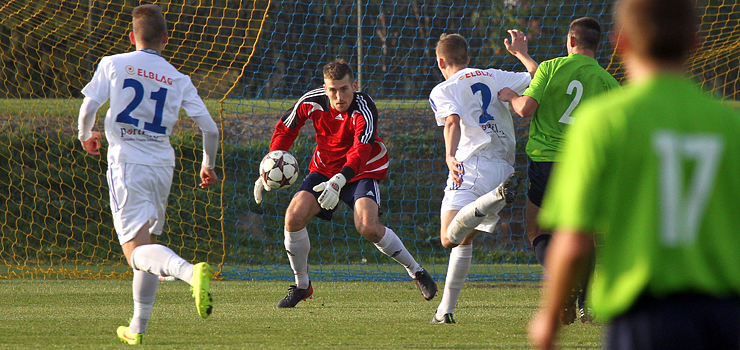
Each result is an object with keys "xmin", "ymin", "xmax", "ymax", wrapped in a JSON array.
[
  {"xmin": 312, "ymin": 173, "xmax": 347, "ymax": 210},
  {"xmin": 253, "ymin": 176, "xmax": 272, "ymax": 204}
]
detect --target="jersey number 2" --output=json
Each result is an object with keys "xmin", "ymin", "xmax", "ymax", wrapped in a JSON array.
[
  {"xmin": 653, "ymin": 131, "xmax": 723, "ymax": 246},
  {"xmin": 471, "ymin": 83, "xmax": 495, "ymax": 124},
  {"xmin": 115, "ymin": 78, "xmax": 169, "ymax": 134},
  {"xmin": 558, "ymin": 80, "xmax": 583, "ymax": 125}
]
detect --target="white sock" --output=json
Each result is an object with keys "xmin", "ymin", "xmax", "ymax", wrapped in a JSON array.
[
  {"xmin": 447, "ymin": 189, "xmax": 506, "ymax": 245},
  {"xmin": 284, "ymin": 228, "xmax": 310, "ymax": 289},
  {"xmin": 476, "ymin": 185, "xmax": 507, "ymax": 216},
  {"xmin": 129, "ymin": 269, "xmax": 159, "ymax": 334},
  {"xmin": 373, "ymin": 227, "xmax": 421, "ymax": 277},
  {"xmin": 131, "ymin": 244, "xmax": 194, "ymax": 285},
  {"xmin": 436, "ymin": 244, "xmax": 472, "ymax": 318}
]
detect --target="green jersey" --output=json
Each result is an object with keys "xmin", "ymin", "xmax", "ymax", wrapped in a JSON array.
[
  {"xmin": 523, "ymin": 53, "xmax": 621, "ymax": 162},
  {"xmin": 539, "ymin": 73, "xmax": 740, "ymax": 322}
]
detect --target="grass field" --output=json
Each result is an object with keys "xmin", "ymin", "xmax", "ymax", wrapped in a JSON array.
[{"xmin": 1, "ymin": 280, "xmax": 602, "ymax": 349}]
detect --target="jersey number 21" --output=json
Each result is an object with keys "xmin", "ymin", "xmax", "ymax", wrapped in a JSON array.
[{"xmin": 116, "ymin": 78, "xmax": 169, "ymax": 135}]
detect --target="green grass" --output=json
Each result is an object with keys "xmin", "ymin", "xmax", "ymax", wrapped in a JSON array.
[{"xmin": 0, "ymin": 280, "xmax": 602, "ymax": 349}]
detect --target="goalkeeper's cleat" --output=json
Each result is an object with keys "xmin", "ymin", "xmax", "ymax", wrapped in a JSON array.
[
  {"xmin": 276, "ymin": 282, "xmax": 313, "ymax": 308},
  {"xmin": 117, "ymin": 326, "xmax": 144, "ymax": 345},
  {"xmin": 191, "ymin": 262, "xmax": 213, "ymax": 318},
  {"xmin": 413, "ymin": 268, "xmax": 438, "ymax": 301},
  {"xmin": 498, "ymin": 172, "xmax": 522, "ymax": 204},
  {"xmin": 579, "ymin": 307, "xmax": 594, "ymax": 324},
  {"xmin": 430, "ymin": 313, "xmax": 456, "ymax": 324}
]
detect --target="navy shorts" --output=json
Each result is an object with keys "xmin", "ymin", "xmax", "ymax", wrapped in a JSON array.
[
  {"xmin": 527, "ymin": 156, "xmax": 554, "ymax": 208},
  {"xmin": 605, "ymin": 293, "xmax": 740, "ymax": 350},
  {"xmin": 297, "ymin": 172, "xmax": 382, "ymax": 221}
]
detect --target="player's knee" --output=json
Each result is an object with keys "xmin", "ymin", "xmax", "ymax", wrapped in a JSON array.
[
  {"xmin": 441, "ymin": 236, "xmax": 458, "ymax": 250},
  {"xmin": 356, "ymin": 221, "xmax": 383, "ymax": 242},
  {"xmin": 284, "ymin": 195, "xmax": 317, "ymax": 231},
  {"xmin": 284, "ymin": 207, "xmax": 307, "ymax": 231},
  {"xmin": 284, "ymin": 215, "xmax": 304, "ymax": 233}
]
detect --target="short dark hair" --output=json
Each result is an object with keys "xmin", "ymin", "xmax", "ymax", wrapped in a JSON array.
[
  {"xmin": 323, "ymin": 59, "xmax": 354, "ymax": 81},
  {"xmin": 569, "ymin": 17, "xmax": 601, "ymax": 52},
  {"xmin": 616, "ymin": 0, "xmax": 698, "ymax": 62},
  {"xmin": 132, "ymin": 4, "xmax": 167, "ymax": 45},
  {"xmin": 436, "ymin": 33, "xmax": 469, "ymax": 67}
]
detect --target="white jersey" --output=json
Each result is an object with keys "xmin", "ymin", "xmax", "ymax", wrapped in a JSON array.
[
  {"xmin": 429, "ymin": 68, "xmax": 531, "ymax": 164},
  {"xmin": 81, "ymin": 49, "xmax": 213, "ymax": 167}
]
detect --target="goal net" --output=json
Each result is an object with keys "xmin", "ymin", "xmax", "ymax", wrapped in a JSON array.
[{"xmin": 1, "ymin": 0, "xmax": 737, "ymax": 281}]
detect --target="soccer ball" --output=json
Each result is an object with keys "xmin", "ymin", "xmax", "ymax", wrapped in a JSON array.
[{"xmin": 259, "ymin": 150, "xmax": 300, "ymax": 189}]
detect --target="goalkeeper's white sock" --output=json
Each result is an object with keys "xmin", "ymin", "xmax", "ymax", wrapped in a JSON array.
[
  {"xmin": 447, "ymin": 189, "xmax": 506, "ymax": 245},
  {"xmin": 131, "ymin": 244, "xmax": 194, "ymax": 285},
  {"xmin": 374, "ymin": 227, "xmax": 421, "ymax": 278},
  {"xmin": 435, "ymin": 244, "xmax": 472, "ymax": 318},
  {"xmin": 284, "ymin": 228, "xmax": 311, "ymax": 289},
  {"xmin": 129, "ymin": 269, "xmax": 159, "ymax": 334}
]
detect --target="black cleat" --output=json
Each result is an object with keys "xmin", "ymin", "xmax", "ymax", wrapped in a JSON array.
[
  {"xmin": 413, "ymin": 268, "xmax": 438, "ymax": 301},
  {"xmin": 276, "ymin": 282, "xmax": 313, "ymax": 308},
  {"xmin": 498, "ymin": 172, "xmax": 522, "ymax": 204},
  {"xmin": 561, "ymin": 302, "xmax": 577, "ymax": 325},
  {"xmin": 430, "ymin": 313, "xmax": 455, "ymax": 324}
]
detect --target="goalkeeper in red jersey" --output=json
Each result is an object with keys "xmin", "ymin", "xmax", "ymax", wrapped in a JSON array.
[{"xmin": 253, "ymin": 60, "xmax": 437, "ymax": 308}]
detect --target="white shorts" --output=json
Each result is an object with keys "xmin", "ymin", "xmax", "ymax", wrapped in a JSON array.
[
  {"xmin": 441, "ymin": 152, "xmax": 514, "ymax": 233},
  {"xmin": 107, "ymin": 163, "xmax": 174, "ymax": 245}
]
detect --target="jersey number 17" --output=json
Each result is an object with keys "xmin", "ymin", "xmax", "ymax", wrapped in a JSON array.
[{"xmin": 653, "ymin": 131, "xmax": 723, "ymax": 246}]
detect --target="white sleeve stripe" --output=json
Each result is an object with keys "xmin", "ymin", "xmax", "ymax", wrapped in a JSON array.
[
  {"xmin": 363, "ymin": 162, "xmax": 389, "ymax": 173},
  {"xmin": 356, "ymin": 94, "xmax": 375, "ymax": 144},
  {"xmin": 283, "ymin": 87, "xmax": 325, "ymax": 128},
  {"xmin": 366, "ymin": 142, "xmax": 387, "ymax": 165}
]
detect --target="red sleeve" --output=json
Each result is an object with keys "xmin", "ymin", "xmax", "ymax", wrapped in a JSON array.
[
  {"xmin": 342, "ymin": 115, "xmax": 373, "ymax": 176},
  {"xmin": 342, "ymin": 94, "xmax": 379, "ymax": 177},
  {"xmin": 270, "ymin": 102, "xmax": 309, "ymax": 152}
]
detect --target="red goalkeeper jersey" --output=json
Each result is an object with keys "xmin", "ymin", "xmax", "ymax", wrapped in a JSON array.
[{"xmin": 270, "ymin": 87, "xmax": 389, "ymax": 182}]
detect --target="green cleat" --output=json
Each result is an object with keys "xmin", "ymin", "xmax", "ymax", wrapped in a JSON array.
[
  {"xmin": 430, "ymin": 313, "xmax": 456, "ymax": 324},
  {"xmin": 117, "ymin": 326, "xmax": 144, "ymax": 345},
  {"xmin": 191, "ymin": 262, "xmax": 213, "ymax": 318}
]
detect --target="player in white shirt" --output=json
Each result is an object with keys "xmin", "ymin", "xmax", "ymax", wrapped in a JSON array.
[
  {"xmin": 76, "ymin": 4, "xmax": 219, "ymax": 345},
  {"xmin": 428, "ymin": 31, "xmax": 537, "ymax": 324}
]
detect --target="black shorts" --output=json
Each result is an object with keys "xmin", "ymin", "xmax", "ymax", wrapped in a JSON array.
[
  {"xmin": 527, "ymin": 157, "xmax": 554, "ymax": 208},
  {"xmin": 297, "ymin": 172, "xmax": 382, "ymax": 221},
  {"xmin": 605, "ymin": 293, "xmax": 740, "ymax": 350}
]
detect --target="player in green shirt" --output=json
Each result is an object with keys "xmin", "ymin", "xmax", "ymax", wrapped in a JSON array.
[
  {"xmin": 529, "ymin": 0, "xmax": 740, "ymax": 349},
  {"xmin": 498, "ymin": 17, "xmax": 621, "ymax": 324}
]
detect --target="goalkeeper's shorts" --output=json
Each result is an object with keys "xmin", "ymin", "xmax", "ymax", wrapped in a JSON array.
[{"xmin": 298, "ymin": 172, "xmax": 381, "ymax": 221}]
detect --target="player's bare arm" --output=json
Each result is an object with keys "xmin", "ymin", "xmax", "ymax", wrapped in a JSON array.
[
  {"xmin": 529, "ymin": 230, "xmax": 594, "ymax": 350},
  {"xmin": 443, "ymin": 114, "xmax": 464, "ymax": 185},
  {"xmin": 504, "ymin": 29, "xmax": 538, "ymax": 77},
  {"xmin": 498, "ymin": 88, "xmax": 539, "ymax": 119}
]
